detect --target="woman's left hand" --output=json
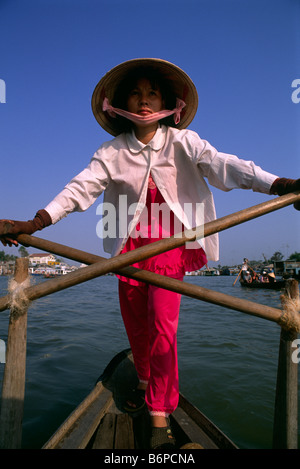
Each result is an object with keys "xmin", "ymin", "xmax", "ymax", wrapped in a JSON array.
[{"xmin": 270, "ymin": 178, "xmax": 300, "ymax": 210}]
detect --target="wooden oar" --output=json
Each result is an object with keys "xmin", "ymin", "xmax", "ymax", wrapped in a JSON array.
[
  {"xmin": 232, "ymin": 268, "xmax": 243, "ymax": 286},
  {"xmin": 0, "ymin": 191, "xmax": 299, "ymax": 328},
  {"xmin": 0, "ymin": 192, "xmax": 299, "ymax": 301},
  {"xmin": 15, "ymin": 191, "xmax": 300, "ymax": 275},
  {"xmin": 0, "ymin": 235, "xmax": 286, "ymax": 325}
]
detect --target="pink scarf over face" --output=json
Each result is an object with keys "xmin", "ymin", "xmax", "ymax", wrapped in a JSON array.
[{"xmin": 102, "ymin": 97, "xmax": 186, "ymax": 127}]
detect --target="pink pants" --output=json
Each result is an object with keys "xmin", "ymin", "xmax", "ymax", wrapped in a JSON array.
[{"xmin": 118, "ymin": 275, "xmax": 183, "ymax": 417}]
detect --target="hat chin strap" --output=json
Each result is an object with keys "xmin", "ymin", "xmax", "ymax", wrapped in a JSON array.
[{"xmin": 102, "ymin": 97, "xmax": 186, "ymax": 126}]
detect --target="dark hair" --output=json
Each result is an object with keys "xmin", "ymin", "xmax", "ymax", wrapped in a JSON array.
[{"xmin": 112, "ymin": 66, "xmax": 177, "ymax": 133}]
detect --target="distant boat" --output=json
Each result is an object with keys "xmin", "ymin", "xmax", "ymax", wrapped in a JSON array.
[
  {"xmin": 239, "ymin": 261, "xmax": 287, "ymax": 290},
  {"xmin": 239, "ymin": 278, "xmax": 286, "ymax": 290},
  {"xmin": 43, "ymin": 272, "xmax": 57, "ymax": 278}
]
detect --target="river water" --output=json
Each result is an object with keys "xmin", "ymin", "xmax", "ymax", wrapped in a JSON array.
[{"xmin": 0, "ymin": 274, "xmax": 299, "ymax": 449}]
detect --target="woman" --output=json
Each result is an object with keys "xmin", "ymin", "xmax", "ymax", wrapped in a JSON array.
[{"xmin": 1, "ymin": 58, "xmax": 299, "ymax": 449}]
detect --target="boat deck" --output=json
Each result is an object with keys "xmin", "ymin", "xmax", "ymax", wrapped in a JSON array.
[
  {"xmin": 42, "ymin": 350, "xmax": 237, "ymax": 450},
  {"xmin": 86, "ymin": 395, "xmax": 223, "ymax": 450}
]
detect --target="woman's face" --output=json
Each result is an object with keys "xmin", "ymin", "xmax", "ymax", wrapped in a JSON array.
[{"xmin": 127, "ymin": 78, "xmax": 165, "ymax": 116}]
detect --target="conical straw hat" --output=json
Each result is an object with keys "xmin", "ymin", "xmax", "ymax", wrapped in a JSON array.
[{"xmin": 91, "ymin": 58, "xmax": 198, "ymax": 136}]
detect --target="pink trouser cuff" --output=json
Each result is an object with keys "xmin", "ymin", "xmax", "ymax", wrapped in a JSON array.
[
  {"xmin": 139, "ymin": 379, "xmax": 149, "ymax": 385},
  {"xmin": 149, "ymin": 411, "xmax": 170, "ymax": 418}
]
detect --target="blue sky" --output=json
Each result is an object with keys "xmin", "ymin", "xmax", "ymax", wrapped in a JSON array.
[{"xmin": 0, "ymin": 0, "xmax": 299, "ymax": 267}]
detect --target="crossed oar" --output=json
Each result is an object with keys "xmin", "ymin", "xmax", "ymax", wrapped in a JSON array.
[{"xmin": 0, "ymin": 191, "xmax": 299, "ymax": 329}]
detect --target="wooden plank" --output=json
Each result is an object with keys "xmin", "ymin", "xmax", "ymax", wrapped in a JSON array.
[
  {"xmin": 91, "ymin": 413, "xmax": 116, "ymax": 449},
  {"xmin": 176, "ymin": 394, "xmax": 237, "ymax": 449},
  {"xmin": 171, "ymin": 407, "xmax": 218, "ymax": 449},
  {"xmin": 43, "ymin": 385, "xmax": 113, "ymax": 449},
  {"xmin": 114, "ymin": 414, "xmax": 135, "ymax": 449},
  {"xmin": 57, "ymin": 388, "xmax": 113, "ymax": 449},
  {"xmin": 0, "ymin": 258, "xmax": 29, "ymax": 449},
  {"xmin": 132, "ymin": 410, "xmax": 151, "ymax": 449},
  {"xmin": 273, "ymin": 279, "xmax": 299, "ymax": 449}
]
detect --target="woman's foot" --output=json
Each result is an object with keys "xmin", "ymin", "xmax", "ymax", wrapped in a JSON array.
[
  {"xmin": 150, "ymin": 416, "xmax": 176, "ymax": 449},
  {"xmin": 124, "ymin": 386, "xmax": 146, "ymax": 413},
  {"xmin": 150, "ymin": 424, "xmax": 176, "ymax": 450}
]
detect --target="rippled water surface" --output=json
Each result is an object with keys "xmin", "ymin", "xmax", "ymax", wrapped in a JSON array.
[{"xmin": 0, "ymin": 274, "xmax": 299, "ymax": 449}]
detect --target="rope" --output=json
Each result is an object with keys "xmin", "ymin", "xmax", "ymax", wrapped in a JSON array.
[
  {"xmin": 7, "ymin": 277, "xmax": 31, "ymax": 316},
  {"xmin": 278, "ymin": 295, "xmax": 300, "ymax": 333}
]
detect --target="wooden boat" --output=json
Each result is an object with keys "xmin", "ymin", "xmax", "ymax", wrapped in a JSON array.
[
  {"xmin": 42, "ymin": 349, "xmax": 237, "ymax": 450},
  {"xmin": 239, "ymin": 279, "xmax": 286, "ymax": 290}
]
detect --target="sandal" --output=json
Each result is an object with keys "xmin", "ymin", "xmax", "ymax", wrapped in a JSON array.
[
  {"xmin": 150, "ymin": 425, "xmax": 176, "ymax": 450},
  {"xmin": 123, "ymin": 388, "xmax": 146, "ymax": 413}
]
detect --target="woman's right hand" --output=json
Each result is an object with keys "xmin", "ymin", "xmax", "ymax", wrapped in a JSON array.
[
  {"xmin": 0, "ymin": 219, "xmax": 34, "ymax": 247},
  {"xmin": 0, "ymin": 210, "xmax": 52, "ymax": 247}
]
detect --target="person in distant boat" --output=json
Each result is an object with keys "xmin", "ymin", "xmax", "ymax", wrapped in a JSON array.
[
  {"xmin": 267, "ymin": 272, "xmax": 276, "ymax": 282},
  {"xmin": 259, "ymin": 271, "xmax": 270, "ymax": 282},
  {"xmin": 241, "ymin": 259, "xmax": 253, "ymax": 283},
  {"xmin": 241, "ymin": 258, "xmax": 248, "ymax": 277},
  {"xmin": 0, "ymin": 58, "xmax": 299, "ymax": 450},
  {"xmin": 252, "ymin": 272, "xmax": 260, "ymax": 283},
  {"xmin": 241, "ymin": 269, "xmax": 252, "ymax": 283}
]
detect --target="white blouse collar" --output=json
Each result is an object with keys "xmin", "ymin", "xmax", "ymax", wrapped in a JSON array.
[{"xmin": 126, "ymin": 125, "xmax": 167, "ymax": 153}]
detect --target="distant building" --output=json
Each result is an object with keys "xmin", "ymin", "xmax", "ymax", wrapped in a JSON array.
[
  {"xmin": 274, "ymin": 260, "xmax": 300, "ymax": 278},
  {"xmin": 28, "ymin": 253, "xmax": 57, "ymax": 266},
  {"xmin": 0, "ymin": 260, "xmax": 15, "ymax": 275},
  {"xmin": 185, "ymin": 267, "xmax": 220, "ymax": 276}
]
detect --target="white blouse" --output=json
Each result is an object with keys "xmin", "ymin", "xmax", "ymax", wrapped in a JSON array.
[{"xmin": 45, "ymin": 125, "xmax": 278, "ymax": 261}]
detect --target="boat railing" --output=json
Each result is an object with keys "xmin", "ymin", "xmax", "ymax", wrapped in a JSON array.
[{"xmin": 0, "ymin": 190, "xmax": 299, "ymax": 449}]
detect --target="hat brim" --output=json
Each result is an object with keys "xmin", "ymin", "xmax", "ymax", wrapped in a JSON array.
[{"xmin": 91, "ymin": 58, "xmax": 198, "ymax": 136}]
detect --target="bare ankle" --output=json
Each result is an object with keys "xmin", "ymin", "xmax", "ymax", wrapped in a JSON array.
[{"xmin": 151, "ymin": 415, "xmax": 168, "ymax": 428}]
